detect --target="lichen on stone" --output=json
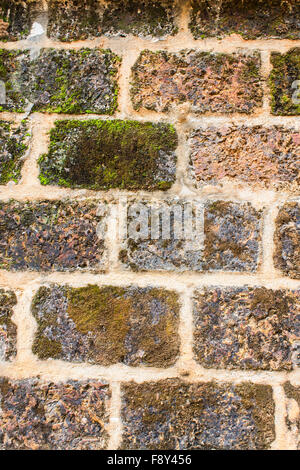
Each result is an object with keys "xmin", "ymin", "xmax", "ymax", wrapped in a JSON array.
[
  {"xmin": 0, "ymin": 0, "xmax": 41, "ymax": 41},
  {"xmin": 0, "ymin": 49, "xmax": 29, "ymax": 112},
  {"xmin": 270, "ymin": 48, "xmax": 300, "ymax": 115},
  {"xmin": 193, "ymin": 287, "xmax": 300, "ymax": 370},
  {"xmin": 0, "ymin": 289, "xmax": 17, "ymax": 362},
  {"xmin": 121, "ymin": 380, "xmax": 275, "ymax": 449},
  {"xmin": 131, "ymin": 49, "xmax": 263, "ymax": 114},
  {"xmin": 0, "ymin": 120, "xmax": 30, "ymax": 184},
  {"xmin": 203, "ymin": 201, "xmax": 262, "ymax": 272},
  {"xmin": 274, "ymin": 202, "xmax": 300, "ymax": 279},
  {"xmin": 38, "ymin": 119, "xmax": 178, "ymax": 190},
  {"xmin": 189, "ymin": 0, "xmax": 300, "ymax": 40},
  {"xmin": 31, "ymin": 284, "xmax": 180, "ymax": 367},
  {"xmin": 0, "ymin": 378, "xmax": 110, "ymax": 449},
  {"xmin": 0, "ymin": 200, "xmax": 107, "ymax": 272},
  {"xmin": 47, "ymin": 0, "xmax": 178, "ymax": 41},
  {"xmin": 190, "ymin": 125, "xmax": 300, "ymax": 191}
]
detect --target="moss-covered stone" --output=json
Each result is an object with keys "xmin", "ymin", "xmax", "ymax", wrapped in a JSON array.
[
  {"xmin": 0, "ymin": 120, "xmax": 29, "ymax": 184},
  {"xmin": 190, "ymin": 125, "xmax": 300, "ymax": 191},
  {"xmin": 23, "ymin": 48, "xmax": 121, "ymax": 114},
  {"xmin": 39, "ymin": 119, "xmax": 177, "ymax": 190},
  {"xmin": 0, "ymin": 289, "xmax": 17, "ymax": 361},
  {"xmin": 0, "ymin": 378, "xmax": 110, "ymax": 449},
  {"xmin": 193, "ymin": 287, "xmax": 300, "ymax": 371},
  {"xmin": 274, "ymin": 203, "xmax": 300, "ymax": 279},
  {"xmin": 270, "ymin": 48, "xmax": 300, "ymax": 115},
  {"xmin": 32, "ymin": 284, "xmax": 180, "ymax": 367},
  {"xmin": 47, "ymin": 0, "xmax": 178, "ymax": 41},
  {"xmin": 204, "ymin": 201, "xmax": 262, "ymax": 272},
  {"xmin": 131, "ymin": 50, "xmax": 263, "ymax": 114},
  {"xmin": 0, "ymin": 200, "xmax": 106, "ymax": 272},
  {"xmin": 0, "ymin": 0, "xmax": 42, "ymax": 41},
  {"xmin": 121, "ymin": 380, "xmax": 275, "ymax": 449},
  {"xmin": 0, "ymin": 49, "xmax": 29, "ymax": 111},
  {"xmin": 189, "ymin": 0, "xmax": 300, "ymax": 40}
]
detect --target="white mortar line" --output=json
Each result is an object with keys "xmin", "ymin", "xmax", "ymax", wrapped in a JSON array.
[
  {"xmin": 271, "ymin": 385, "xmax": 290, "ymax": 450},
  {"xmin": 107, "ymin": 382, "xmax": 122, "ymax": 450}
]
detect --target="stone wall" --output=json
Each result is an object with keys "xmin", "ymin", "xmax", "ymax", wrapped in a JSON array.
[{"xmin": 0, "ymin": 0, "xmax": 299, "ymax": 450}]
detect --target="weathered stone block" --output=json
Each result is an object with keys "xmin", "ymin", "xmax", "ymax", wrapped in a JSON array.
[
  {"xmin": 190, "ymin": 125, "xmax": 300, "ymax": 191},
  {"xmin": 0, "ymin": 200, "xmax": 106, "ymax": 272},
  {"xmin": 39, "ymin": 120, "xmax": 178, "ymax": 190},
  {"xmin": 0, "ymin": 0, "xmax": 42, "ymax": 41},
  {"xmin": 0, "ymin": 120, "xmax": 30, "ymax": 184},
  {"xmin": 47, "ymin": 0, "xmax": 178, "ymax": 41},
  {"xmin": 0, "ymin": 378, "xmax": 110, "ymax": 449},
  {"xmin": 284, "ymin": 382, "xmax": 300, "ymax": 449},
  {"xmin": 120, "ymin": 200, "xmax": 262, "ymax": 272},
  {"xmin": 32, "ymin": 284, "xmax": 180, "ymax": 367},
  {"xmin": 0, "ymin": 289, "xmax": 17, "ymax": 361},
  {"xmin": 270, "ymin": 48, "xmax": 300, "ymax": 115},
  {"xmin": 121, "ymin": 380, "xmax": 275, "ymax": 449},
  {"xmin": 0, "ymin": 48, "xmax": 121, "ymax": 114},
  {"xmin": 204, "ymin": 201, "xmax": 262, "ymax": 272},
  {"xmin": 274, "ymin": 203, "xmax": 300, "ymax": 279},
  {"xmin": 0, "ymin": 49, "xmax": 29, "ymax": 111},
  {"xmin": 189, "ymin": 0, "xmax": 300, "ymax": 40},
  {"xmin": 193, "ymin": 287, "xmax": 300, "ymax": 371},
  {"xmin": 131, "ymin": 50, "xmax": 263, "ymax": 114}
]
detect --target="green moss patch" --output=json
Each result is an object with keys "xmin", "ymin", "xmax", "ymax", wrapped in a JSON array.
[
  {"xmin": 39, "ymin": 119, "xmax": 178, "ymax": 190},
  {"xmin": 270, "ymin": 48, "xmax": 300, "ymax": 115}
]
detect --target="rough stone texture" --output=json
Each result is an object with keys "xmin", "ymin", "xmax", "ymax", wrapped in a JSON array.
[
  {"xmin": 0, "ymin": 289, "xmax": 17, "ymax": 362},
  {"xmin": 0, "ymin": 200, "xmax": 106, "ymax": 272},
  {"xmin": 0, "ymin": 378, "xmax": 110, "ymax": 450},
  {"xmin": 121, "ymin": 380, "xmax": 275, "ymax": 450},
  {"xmin": 0, "ymin": 0, "xmax": 42, "ymax": 41},
  {"xmin": 0, "ymin": 49, "xmax": 29, "ymax": 112},
  {"xmin": 270, "ymin": 48, "xmax": 300, "ymax": 116},
  {"xmin": 47, "ymin": 0, "xmax": 178, "ymax": 41},
  {"xmin": 284, "ymin": 382, "xmax": 300, "ymax": 449},
  {"xmin": 39, "ymin": 119, "xmax": 178, "ymax": 190},
  {"xmin": 32, "ymin": 284, "xmax": 180, "ymax": 367},
  {"xmin": 120, "ymin": 200, "xmax": 261, "ymax": 272},
  {"xmin": 193, "ymin": 287, "xmax": 300, "ymax": 371},
  {"xmin": 189, "ymin": 0, "xmax": 300, "ymax": 40},
  {"xmin": 190, "ymin": 125, "xmax": 300, "ymax": 191},
  {"xmin": 0, "ymin": 120, "xmax": 29, "ymax": 184},
  {"xmin": 204, "ymin": 201, "xmax": 262, "ymax": 272},
  {"xmin": 274, "ymin": 203, "xmax": 300, "ymax": 279},
  {"xmin": 131, "ymin": 50, "xmax": 263, "ymax": 114},
  {"xmin": 0, "ymin": 48, "xmax": 121, "ymax": 114},
  {"xmin": 119, "ymin": 199, "xmax": 205, "ymax": 272}
]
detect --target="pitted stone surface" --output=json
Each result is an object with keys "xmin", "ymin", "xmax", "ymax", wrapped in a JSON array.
[
  {"xmin": 39, "ymin": 119, "xmax": 178, "ymax": 190},
  {"xmin": 0, "ymin": 48, "xmax": 120, "ymax": 114},
  {"xmin": 131, "ymin": 50, "xmax": 263, "ymax": 114},
  {"xmin": 0, "ymin": 120, "xmax": 30, "ymax": 184},
  {"xmin": 121, "ymin": 380, "xmax": 275, "ymax": 449},
  {"xmin": 193, "ymin": 287, "xmax": 300, "ymax": 371},
  {"xmin": 190, "ymin": 126, "xmax": 300, "ymax": 191},
  {"xmin": 0, "ymin": 378, "xmax": 110, "ymax": 450},
  {"xmin": 0, "ymin": 200, "xmax": 106, "ymax": 272},
  {"xmin": 270, "ymin": 48, "xmax": 300, "ymax": 116},
  {"xmin": 189, "ymin": 0, "xmax": 300, "ymax": 40},
  {"xmin": 120, "ymin": 200, "xmax": 262, "ymax": 272},
  {"xmin": 48, "ymin": 0, "xmax": 178, "ymax": 41},
  {"xmin": 0, "ymin": 289, "xmax": 17, "ymax": 362},
  {"xmin": 32, "ymin": 284, "xmax": 180, "ymax": 367},
  {"xmin": 274, "ymin": 203, "xmax": 300, "ymax": 279},
  {"xmin": 0, "ymin": 0, "xmax": 42, "ymax": 40}
]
